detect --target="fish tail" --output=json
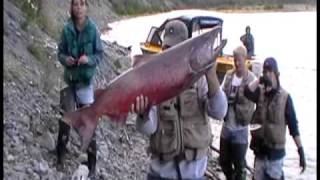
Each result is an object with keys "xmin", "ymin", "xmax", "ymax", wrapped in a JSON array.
[
  {"xmin": 63, "ymin": 107, "xmax": 99, "ymax": 151},
  {"xmin": 94, "ymin": 88, "xmax": 104, "ymax": 101}
]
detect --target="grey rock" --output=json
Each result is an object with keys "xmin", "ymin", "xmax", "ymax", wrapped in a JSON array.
[
  {"xmin": 3, "ymin": 0, "xmax": 153, "ymax": 179},
  {"xmin": 39, "ymin": 131, "xmax": 56, "ymax": 151},
  {"xmin": 26, "ymin": 167, "xmax": 34, "ymax": 174},
  {"xmin": 14, "ymin": 164, "xmax": 25, "ymax": 172},
  {"xmin": 16, "ymin": 31, "xmax": 21, "ymax": 37},
  {"xmin": 35, "ymin": 160, "xmax": 49, "ymax": 175},
  {"xmin": 29, "ymin": 148, "xmax": 42, "ymax": 161},
  {"xmin": 7, "ymin": 154, "xmax": 14, "ymax": 161},
  {"xmin": 77, "ymin": 153, "xmax": 88, "ymax": 163}
]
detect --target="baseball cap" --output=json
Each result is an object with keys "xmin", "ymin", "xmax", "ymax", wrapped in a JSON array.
[
  {"xmin": 162, "ymin": 20, "xmax": 188, "ymax": 47},
  {"xmin": 263, "ymin": 57, "xmax": 279, "ymax": 74}
]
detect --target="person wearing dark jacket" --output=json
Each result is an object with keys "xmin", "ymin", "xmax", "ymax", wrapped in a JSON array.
[
  {"xmin": 240, "ymin": 26, "xmax": 254, "ymax": 58},
  {"xmin": 244, "ymin": 57, "xmax": 306, "ymax": 179},
  {"xmin": 55, "ymin": 0, "xmax": 103, "ymax": 177}
]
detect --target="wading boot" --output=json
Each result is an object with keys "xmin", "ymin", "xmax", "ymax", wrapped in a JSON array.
[
  {"xmin": 81, "ymin": 132, "xmax": 97, "ymax": 178},
  {"xmin": 57, "ymin": 86, "xmax": 76, "ymax": 165},
  {"xmin": 56, "ymin": 120, "xmax": 71, "ymax": 165}
]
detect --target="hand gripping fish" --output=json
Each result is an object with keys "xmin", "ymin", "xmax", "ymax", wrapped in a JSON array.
[{"xmin": 63, "ymin": 26, "xmax": 227, "ymax": 151}]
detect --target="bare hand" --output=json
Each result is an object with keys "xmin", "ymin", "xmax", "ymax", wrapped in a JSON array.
[
  {"xmin": 78, "ymin": 54, "xmax": 89, "ymax": 65},
  {"xmin": 298, "ymin": 147, "xmax": 306, "ymax": 173},
  {"xmin": 130, "ymin": 95, "xmax": 149, "ymax": 115},
  {"xmin": 206, "ymin": 61, "xmax": 217, "ymax": 76},
  {"xmin": 66, "ymin": 56, "xmax": 76, "ymax": 66}
]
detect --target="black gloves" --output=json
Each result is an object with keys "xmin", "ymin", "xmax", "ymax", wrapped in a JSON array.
[
  {"xmin": 298, "ymin": 146, "xmax": 306, "ymax": 173},
  {"xmin": 259, "ymin": 76, "xmax": 272, "ymax": 87}
]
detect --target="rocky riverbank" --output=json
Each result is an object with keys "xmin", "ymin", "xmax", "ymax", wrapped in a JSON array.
[{"xmin": 4, "ymin": 0, "xmax": 314, "ymax": 179}]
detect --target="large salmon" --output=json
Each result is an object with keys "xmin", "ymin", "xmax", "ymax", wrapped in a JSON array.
[{"xmin": 63, "ymin": 26, "xmax": 227, "ymax": 151}]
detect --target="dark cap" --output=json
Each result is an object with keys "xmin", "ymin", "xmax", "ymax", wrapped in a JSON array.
[
  {"xmin": 263, "ymin": 57, "xmax": 279, "ymax": 74},
  {"xmin": 163, "ymin": 20, "xmax": 188, "ymax": 47}
]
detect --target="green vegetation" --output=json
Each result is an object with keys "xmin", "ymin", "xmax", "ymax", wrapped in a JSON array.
[
  {"xmin": 109, "ymin": 0, "xmax": 315, "ymax": 16},
  {"xmin": 109, "ymin": 0, "xmax": 168, "ymax": 16},
  {"xmin": 27, "ymin": 42, "xmax": 58, "ymax": 95},
  {"xmin": 27, "ymin": 43, "xmax": 45, "ymax": 63},
  {"xmin": 41, "ymin": 59, "xmax": 58, "ymax": 96},
  {"xmin": 13, "ymin": 0, "xmax": 60, "ymax": 40},
  {"xmin": 263, "ymin": 3, "xmax": 284, "ymax": 10},
  {"xmin": 13, "ymin": 0, "xmax": 44, "ymax": 28}
]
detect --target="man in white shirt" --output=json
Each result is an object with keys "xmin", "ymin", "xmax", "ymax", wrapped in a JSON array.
[{"xmin": 219, "ymin": 45, "xmax": 256, "ymax": 180}]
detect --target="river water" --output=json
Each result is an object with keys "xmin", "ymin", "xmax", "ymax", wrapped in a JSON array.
[{"xmin": 101, "ymin": 9, "xmax": 316, "ymax": 180}]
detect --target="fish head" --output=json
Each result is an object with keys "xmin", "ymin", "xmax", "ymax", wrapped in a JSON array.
[{"xmin": 188, "ymin": 26, "xmax": 227, "ymax": 74}]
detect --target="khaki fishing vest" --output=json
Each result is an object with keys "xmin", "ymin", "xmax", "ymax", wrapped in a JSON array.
[
  {"xmin": 251, "ymin": 87, "xmax": 288, "ymax": 149},
  {"xmin": 149, "ymin": 84, "xmax": 212, "ymax": 161},
  {"xmin": 223, "ymin": 69, "xmax": 256, "ymax": 125}
]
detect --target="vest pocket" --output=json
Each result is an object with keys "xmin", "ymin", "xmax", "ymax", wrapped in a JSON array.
[
  {"xmin": 151, "ymin": 100, "xmax": 179, "ymax": 154},
  {"xmin": 159, "ymin": 119, "xmax": 179, "ymax": 153},
  {"xmin": 265, "ymin": 124, "xmax": 286, "ymax": 148},
  {"xmin": 235, "ymin": 101, "xmax": 254, "ymax": 125},
  {"xmin": 180, "ymin": 89, "xmax": 203, "ymax": 121},
  {"xmin": 267, "ymin": 98, "xmax": 283, "ymax": 124},
  {"xmin": 158, "ymin": 100, "xmax": 178, "ymax": 120},
  {"xmin": 183, "ymin": 121, "xmax": 211, "ymax": 148},
  {"xmin": 150, "ymin": 118, "xmax": 178, "ymax": 155}
]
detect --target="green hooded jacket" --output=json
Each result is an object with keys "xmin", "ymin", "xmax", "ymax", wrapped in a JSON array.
[{"xmin": 58, "ymin": 17, "xmax": 103, "ymax": 86}]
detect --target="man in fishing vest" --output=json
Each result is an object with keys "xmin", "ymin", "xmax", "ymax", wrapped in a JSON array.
[
  {"xmin": 219, "ymin": 45, "xmax": 256, "ymax": 180},
  {"xmin": 130, "ymin": 20, "xmax": 228, "ymax": 180},
  {"xmin": 244, "ymin": 57, "xmax": 306, "ymax": 179}
]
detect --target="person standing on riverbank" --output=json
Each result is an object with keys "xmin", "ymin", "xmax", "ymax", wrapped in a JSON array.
[
  {"xmin": 55, "ymin": 0, "xmax": 103, "ymax": 177},
  {"xmin": 244, "ymin": 57, "xmax": 306, "ymax": 179},
  {"xmin": 130, "ymin": 20, "xmax": 227, "ymax": 180},
  {"xmin": 219, "ymin": 45, "xmax": 256, "ymax": 180},
  {"xmin": 240, "ymin": 26, "xmax": 254, "ymax": 58}
]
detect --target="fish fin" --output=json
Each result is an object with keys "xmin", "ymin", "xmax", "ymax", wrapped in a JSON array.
[
  {"xmin": 131, "ymin": 54, "xmax": 153, "ymax": 67},
  {"xmin": 94, "ymin": 88, "xmax": 104, "ymax": 101},
  {"xmin": 195, "ymin": 39, "xmax": 228, "ymax": 74},
  {"xmin": 63, "ymin": 107, "xmax": 99, "ymax": 152}
]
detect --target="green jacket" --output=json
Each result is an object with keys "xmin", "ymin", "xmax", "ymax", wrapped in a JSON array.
[{"xmin": 58, "ymin": 17, "xmax": 103, "ymax": 86}]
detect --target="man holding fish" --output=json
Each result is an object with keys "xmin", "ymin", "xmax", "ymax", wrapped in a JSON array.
[{"xmin": 130, "ymin": 20, "xmax": 228, "ymax": 180}]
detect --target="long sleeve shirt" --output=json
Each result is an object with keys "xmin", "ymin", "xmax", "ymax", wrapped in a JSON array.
[
  {"xmin": 244, "ymin": 86, "xmax": 300, "ymax": 159},
  {"xmin": 58, "ymin": 17, "xmax": 103, "ymax": 86},
  {"xmin": 136, "ymin": 76, "xmax": 227, "ymax": 179}
]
